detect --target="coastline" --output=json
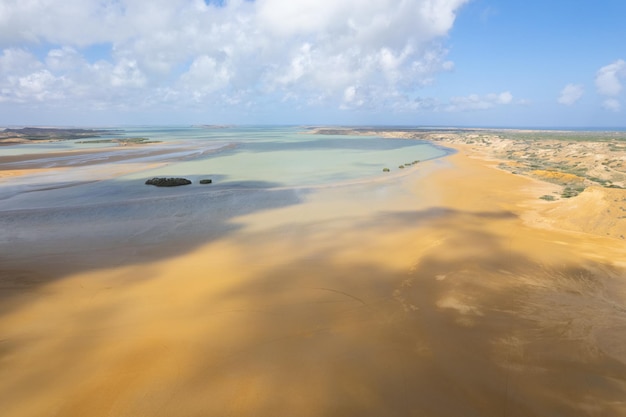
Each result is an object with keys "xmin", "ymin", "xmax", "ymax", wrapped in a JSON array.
[{"xmin": 0, "ymin": 131, "xmax": 625, "ymax": 416}]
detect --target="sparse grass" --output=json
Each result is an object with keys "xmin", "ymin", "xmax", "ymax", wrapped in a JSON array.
[
  {"xmin": 561, "ymin": 187, "xmax": 580, "ymax": 198},
  {"xmin": 587, "ymin": 176, "xmax": 610, "ymax": 186}
]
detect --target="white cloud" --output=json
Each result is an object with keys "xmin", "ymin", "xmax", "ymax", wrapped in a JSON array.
[
  {"xmin": 179, "ymin": 55, "xmax": 231, "ymax": 100},
  {"xmin": 0, "ymin": 0, "xmax": 470, "ymax": 113},
  {"xmin": 445, "ymin": 91, "xmax": 514, "ymax": 112},
  {"xmin": 110, "ymin": 59, "xmax": 147, "ymax": 88},
  {"xmin": 343, "ymin": 86, "xmax": 357, "ymax": 103},
  {"xmin": 45, "ymin": 47, "xmax": 87, "ymax": 73},
  {"xmin": 602, "ymin": 98, "xmax": 621, "ymax": 112},
  {"xmin": 595, "ymin": 60, "xmax": 626, "ymax": 113},
  {"xmin": 16, "ymin": 70, "xmax": 58, "ymax": 100},
  {"xmin": 558, "ymin": 83, "xmax": 584, "ymax": 105},
  {"xmin": 493, "ymin": 91, "xmax": 513, "ymax": 104},
  {"xmin": 595, "ymin": 60, "xmax": 626, "ymax": 96},
  {"xmin": 0, "ymin": 48, "xmax": 42, "ymax": 75}
]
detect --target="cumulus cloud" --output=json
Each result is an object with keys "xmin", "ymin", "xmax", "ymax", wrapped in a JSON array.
[
  {"xmin": 595, "ymin": 60, "xmax": 626, "ymax": 96},
  {"xmin": 595, "ymin": 60, "xmax": 626, "ymax": 112},
  {"xmin": 0, "ymin": 0, "xmax": 469, "ymax": 113},
  {"xmin": 558, "ymin": 83, "xmax": 584, "ymax": 105}
]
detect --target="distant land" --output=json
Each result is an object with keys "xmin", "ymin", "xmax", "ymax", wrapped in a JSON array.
[
  {"xmin": 193, "ymin": 124, "xmax": 233, "ymax": 129},
  {"xmin": 0, "ymin": 127, "xmax": 162, "ymax": 146},
  {"xmin": 0, "ymin": 127, "xmax": 114, "ymax": 144}
]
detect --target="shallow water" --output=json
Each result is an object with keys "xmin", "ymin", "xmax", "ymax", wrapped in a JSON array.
[
  {"xmin": 0, "ymin": 126, "xmax": 450, "ymax": 264},
  {"xmin": 118, "ymin": 126, "xmax": 448, "ymax": 186},
  {"xmin": 0, "ymin": 126, "xmax": 449, "ymax": 208}
]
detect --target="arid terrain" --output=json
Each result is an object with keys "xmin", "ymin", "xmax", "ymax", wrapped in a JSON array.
[{"xmin": 314, "ymin": 128, "xmax": 626, "ymax": 240}]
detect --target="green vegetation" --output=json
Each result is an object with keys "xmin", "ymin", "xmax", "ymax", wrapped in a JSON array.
[
  {"xmin": 398, "ymin": 161, "xmax": 419, "ymax": 170},
  {"xmin": 0, "ymin": 127, "xmax": 115, "ymax": 141},
  {"xmin": 587, "ymin": 176, "xmax": 611, "ymax": 186},
  {"xmin": 561, "ymin": 187, "xmax": 580, "ymax": 198},
  {"xmin": 539, "ymin": 195, "xmax": 556, "ymax": 201},
  {"xmin": 493, "ymin": 138, "xmax": 623, "ymax": 192},
  {"xmin": 494, "ymin": 130, "xmax": 626, "ymax": 143}
]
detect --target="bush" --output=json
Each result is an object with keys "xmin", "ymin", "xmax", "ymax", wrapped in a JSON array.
[
  {"xmin": 539, "ymin": 195, "xmax": 556, "ymax": 201},
  {"xmin": 561, "ymin": 187, "xmax": 579, "ymax": 198}
]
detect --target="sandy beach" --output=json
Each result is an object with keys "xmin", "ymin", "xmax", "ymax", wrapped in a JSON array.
[{"xmin": 1, "ymin": 132, "xmax": 625, "ymax": 416}]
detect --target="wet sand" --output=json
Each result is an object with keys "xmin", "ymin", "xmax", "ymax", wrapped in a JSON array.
[{"xmin": 1, "ymin": 142, "xmax": 625, "ymax": 416}]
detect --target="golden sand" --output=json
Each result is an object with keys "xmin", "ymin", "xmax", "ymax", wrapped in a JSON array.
[
  {"xmin": 0, "ymin": 143, "xmax": 625, "ymax": 416},
  {"xmin": 530, "ymin": 169, "xmax": 585, "ymax": 184}
]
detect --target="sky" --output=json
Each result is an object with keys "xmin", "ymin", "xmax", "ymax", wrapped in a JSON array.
[{"xmin": 1, "ymin": 0, "xmax": 625, "ymax": 127}]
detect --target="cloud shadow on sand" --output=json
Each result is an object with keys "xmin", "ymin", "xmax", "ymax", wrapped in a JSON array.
[
  {"xmin": 0, "ymin": 177, "xmax": 307, "ymax": 311},
  {"xmin": 3, "ymin": 205, "xmax": 624, "ymax": 416}
]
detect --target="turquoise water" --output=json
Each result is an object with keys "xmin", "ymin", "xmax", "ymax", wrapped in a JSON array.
[
  {"xmin": 1, "ymin": 127, "xmax": 449, "ymax": 182},
  {"xmin": 0, "ymin": 126, "xmax": 451, "ymax": 259},
  {"xmin": 0, "ymin": 122, "xmax": 448, "ymax": 210},
  {"xmin": 114, "ymin": 126, "xmax": 450, "ymax": 187},
  {"xmin": 0, "ymin": 126, "xmax": 451, "ymax": 208}
]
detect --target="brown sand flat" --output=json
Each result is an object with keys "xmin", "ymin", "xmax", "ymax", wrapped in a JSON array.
[{"xmin": 0, "ymin": 140, "xmax": 625, "ymax": 416}]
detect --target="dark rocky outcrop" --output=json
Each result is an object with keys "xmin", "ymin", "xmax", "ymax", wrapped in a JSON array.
[
  {"xmin": 199, "ymin": 179, "xmax": 213, "ymax": 184},
  {"xmin": 145, "ymin": 177, "xmax": 192, "ymax": 187}
]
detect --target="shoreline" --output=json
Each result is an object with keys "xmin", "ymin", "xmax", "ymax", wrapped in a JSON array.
[
  {"xmin": 0, "ymin": 131, "xmax": 625, "ymax": 416},
  {"xmin": 310, "ymin": 127, "xmax": 626, "ymax": 241}
]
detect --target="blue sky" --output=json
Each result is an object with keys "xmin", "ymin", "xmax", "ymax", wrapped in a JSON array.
[{"xmin": 1, "ymin": 0, "xmax": 625, "ymax": 127}]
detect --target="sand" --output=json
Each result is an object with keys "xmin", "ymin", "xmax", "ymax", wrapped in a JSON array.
[{"xmin": 1, "ymin": 139, "xmax": 625, "ymax": 416}]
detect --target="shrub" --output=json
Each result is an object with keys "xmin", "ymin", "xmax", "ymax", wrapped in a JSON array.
[
  {"xmin": 539, "ymin": 195, "xmax": 556, "ymax": 201},
  {"xmin": 561, "ymin": 187, "xmax": 579, "ymax": 198}
]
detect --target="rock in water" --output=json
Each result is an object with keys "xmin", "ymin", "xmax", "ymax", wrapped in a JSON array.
[
  {"xmin": 145, "ymin": 177, "xmax": 192, "ymax": 187},
  {"xmin": 199, "ymin": 179, "xmax": 213, "ymax": 184}
]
